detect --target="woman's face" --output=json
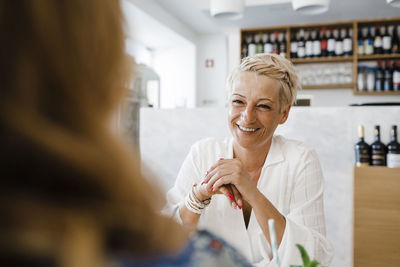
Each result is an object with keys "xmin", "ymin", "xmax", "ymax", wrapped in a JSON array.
[{"xmin": 228, "ymin": 71, "xmax": 290, "ymax": 151}]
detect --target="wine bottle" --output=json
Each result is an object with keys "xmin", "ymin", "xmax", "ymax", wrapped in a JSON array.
[
  {"xmin": 297, "ymin": 29, "xmax": 305, "ymax": 58},
  {"xmin": 290, "ymin": 31, "xmax": 298, "ymax": 58},
  {"xmin": 335, "ymin": 29, "xmax": 344, "ymax": 56},
  {"xmin": 313, "ymin": 29, "xmax": 321, "ymax": 57},
  {"xmin": 305, "ymin": 30, "xmax": 313, "ymax": 58},
  {"xmin": 264, "ymin": 33, "xmax": 273, "ymax": 54},
  {"xmin": 382, "ymin": 25, "xmax": 392, "ymax": 54},
  {"xmin": 343, "ymin": 28, "xmax": 352, "ymax": 56},
  {"xmin": 272, "ymin": 31, "xmax": 280, "ymax": 55},
  {"xmin": 364, "ymin": 27, "xmax": 374, "ymax": 55},
  {"xmin": 392, "ymin": 25, "xmax": 399, "ymax": 54},
  {"xmin": 321, "ymin": 27, "xmax": 328, "ymax": 57},
  {"xmin": 256, "ymin": 33, "xmax": 264, "ymax": 54},
  {"xmin": 280, "ymin": 32, "xmax": 287, "ymax": 57},
  {"xmin": 357, "ymin": 28, "xmax": 364, "ymax": 55},
  {"xmin": 241, "ymin": 39, "xmax": 248, "ymax": 58},
  {"xmin": 355, "ymin": 125, "xmax": 371, "ymax": 166},
  {"xmin": 371, "ymin": 125, "xmax": 387, "ymax": 166},
  {"xmin": 383, "ymin": 60, "xmax": 393, "ymax": 91},
  {"xmin": 327, "ymin": 28, "xmax": 336, "ymax": 57},
  {"xmin": 248, "ymin": 35, "xmax": 256, "ymax": 57},
  {"xmin": 375, "ymin": 60, "xmax": 384, "ymax": 91},
  {"xmin": 374, "ymin": 24, "xmax": 383, "ymax": 54},
  {"xmin": 387, "ymin": 125, "xmax": 400, "ymax": 168},
  {"xmin": 393, "ymin": 59, "xmax": 400, "ymax": 91}
]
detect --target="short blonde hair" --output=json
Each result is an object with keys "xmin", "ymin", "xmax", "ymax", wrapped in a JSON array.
[{"xmin": 226, "ymin": 53, "xmax": 300, "ymax": 112}]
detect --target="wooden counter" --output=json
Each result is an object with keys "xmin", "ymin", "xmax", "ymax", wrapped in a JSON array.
[{"xmin": 354, "ymin": 166, "xmax": 400, "ymax": 267}]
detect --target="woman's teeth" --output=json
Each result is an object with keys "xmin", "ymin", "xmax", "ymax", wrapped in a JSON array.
[{"xmin": 238, "ymin": 125, "xmax": 256, "ymax": 132}]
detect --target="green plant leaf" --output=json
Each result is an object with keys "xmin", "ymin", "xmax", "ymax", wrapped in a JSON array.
[
  {"xmin": 290, "ymin": 265, "xmax": 302, "ymax": 267},
  {"xmin": 305, "ymin": 260, "xmax": 319, "ymax": 267},
  {"xmin": 296, "ymin": 244, "xmax": 310, "ymax": 265}
]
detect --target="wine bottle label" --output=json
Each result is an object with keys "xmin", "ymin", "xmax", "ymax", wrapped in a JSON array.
[
  {"xmin": 335, "ymin": 41, "xmax": 343, "ymax": 55},
  {"xmin": 290, "ymin": 42, "xmax": 298, "ymax": 53},
  {"xmin": 327, "ymin": 39, "xmax": 335, "ymax": 52},
  {"xmin": 356, "ymin": 150, "xmax": 370, "ymax": 166},
  {"xmin": 321, "ymin": 40, "xmax": 327, "ymax": 51},
  {"xmin": 264, "ymin": 43, "xmax": 273, "ymax": 54},
  {"xmin": 297, "ymin": 46, "xmax": 305, "ymax": 58},
  {"xmin": 393, "ymin": 71, "xmax": 400, "ymax": 84},
  {"xmin": 364, "ymin": 40, "xmax": 374, "ymax": 55},
  {"xmin": 371, "ymin": 149, "xmax": 386, "ymax": 166},
  {"xmin": 358, "ymin": 41, "xmax": 364, "ymax": 55},
  {"xmin": 248, "ymin": 44, "xmax": 256, "ymax": 56},
  {"xmin": 383, "ymin": 36, "xmax": 392, "ymax": 50},
  {"xmin": 256, "ymin": 44, "xmax": 264, "ymax": 54},
  {"xmin": 374, "ymin": 37, "xmax": 382, "ymax": 48},
  {"xmin": 387, "ymin": 153, "xmax": 400, "ymax": 168},
  {"xmin": 343, "ymin": 38, "xmax": 352, "ymax": 52},
  {"xmin": 313, "ymin": 41, "xmax": 321, "ymax": 55},
  {"xmin": 306, "ymin": 41, "xmax": 313, "ymax": 56}
]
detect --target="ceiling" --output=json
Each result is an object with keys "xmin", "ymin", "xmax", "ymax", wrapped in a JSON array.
[{"xmin": 153, "ymin": 0, "xmax": 400, "ymax": 34}]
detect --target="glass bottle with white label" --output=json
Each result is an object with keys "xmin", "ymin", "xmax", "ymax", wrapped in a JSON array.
[{"xmin": 387, "ymin": 125, "xmax": 400, "ymax": 168}]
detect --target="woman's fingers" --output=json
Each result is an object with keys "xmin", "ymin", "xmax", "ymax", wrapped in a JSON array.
[
  {"xmin": 201, "ymin": 158, "xmax": 225, "ymax": 185},
  {"xmin": 219, "ymin": 186, "xmax": 237, "ymax": 209},
  {"xmin": 230, "ymin": 185, "xmax": 242, "ymax": 209}
]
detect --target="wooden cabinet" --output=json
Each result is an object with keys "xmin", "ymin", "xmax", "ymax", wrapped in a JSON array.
[
  {"xmin": 240, "ymin": 17, "xmax": 400, "ymax": 95},
  {"xmin": 353, "ymin": 166, "xmax": 400, "ymax": 267}
]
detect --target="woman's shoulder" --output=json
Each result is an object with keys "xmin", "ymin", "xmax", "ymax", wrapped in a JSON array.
[{"xmin": 116, "ymin": 230, "xmax": 251, "ymax": 267}]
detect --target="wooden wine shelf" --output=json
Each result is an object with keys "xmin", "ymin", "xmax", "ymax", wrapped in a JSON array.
[
  {"xmin": 357, "ymin": 54, "xmax": 400, "ymax": 61},
  {"xmin": 302, "ymin": 83, "xmax": 353, "ymax": 89},
  {"xmin": 292, "ymin": 56, "xmax": 354, "ymax": 64},
  {"xmin": 240, "ymin": 16, "xmax": 400, "ymax": 95},
  {"xmin": 353, "ymin": 90, "xmax": 400, "ymax": 95}
]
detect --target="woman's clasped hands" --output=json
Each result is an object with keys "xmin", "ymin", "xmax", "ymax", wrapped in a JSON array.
[{"xmin": 196, "ymin": 158, "xmax": 258, "ymax": 210}]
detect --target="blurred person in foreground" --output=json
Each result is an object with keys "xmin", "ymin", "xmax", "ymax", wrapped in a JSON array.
[
  {"xmin": 0, "ymin": 1, "xmax": 251, "ymax": 267},
  {"xmin": 165, "ymin": 54, "xmax": 334, "ymax": 266}
]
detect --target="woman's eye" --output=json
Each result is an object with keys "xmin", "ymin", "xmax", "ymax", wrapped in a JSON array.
[
  {"xmin": 232, "ymin": 99, "xmax": 244, "ymax": 105},
  {"xmin": 257, "ymin": 104, "xmax": 271, "ymax": 110}
]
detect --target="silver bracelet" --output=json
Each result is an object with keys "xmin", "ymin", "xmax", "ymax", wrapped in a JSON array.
[{"xmin": 184, "ymin": 184, "xmax": 211, "ymax": 215}]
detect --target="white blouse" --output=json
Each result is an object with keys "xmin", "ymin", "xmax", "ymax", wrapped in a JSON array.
[{"xmin": 165, "ymin": 135, "xmax": 333, "ymax": 267}]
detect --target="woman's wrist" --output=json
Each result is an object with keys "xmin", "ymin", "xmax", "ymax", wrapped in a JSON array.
[
  {"xmin": 185, "ymin": 184, "xmax": 211, "ymax": 215},
  {"xmin": 194, "ymin": 184, "xmax": 210, "ymax": 202}
]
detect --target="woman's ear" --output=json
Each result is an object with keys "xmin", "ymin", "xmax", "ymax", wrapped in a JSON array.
[{"xmin": 279, "ymin": 105, "xmax": 291, "ymax": 124}]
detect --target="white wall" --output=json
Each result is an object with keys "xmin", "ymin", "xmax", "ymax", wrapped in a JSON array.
[
  {"xmin": 196, "ymin": 34, "xmax": 228, "ymax": 107},
  {"xmin": 125, "ymin": 39, "xmax": 152, "ymax": 66},
  {"xmin": 153, "ymin": 45, "xmax": 196, "ymax": 108}
]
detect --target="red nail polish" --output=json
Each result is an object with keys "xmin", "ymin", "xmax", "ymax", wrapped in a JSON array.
[
  {"xmin": 201, "ymin": 181, "xmax": 205, "ymax": 185},
  {"xmin": 219, "ymin": 158, "xmax": 224, "ymax": 160},
  {"xmin": 211, "ymin": 186, "xmax": 214, "ymax": 191},
  {"xmin": 238, "ymin": 205, "xmax": 242, "ymax": 209},
  {"xmin": 227, "ymin": 193, "xmax": 234, "ymax": 201}
]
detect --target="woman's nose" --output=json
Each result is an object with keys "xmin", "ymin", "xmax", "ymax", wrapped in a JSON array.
[{"xmin": 240, "ymin": 105, "xmax": 256, "ymax": 123}]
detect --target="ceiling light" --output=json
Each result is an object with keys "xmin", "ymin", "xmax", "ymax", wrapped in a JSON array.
[
  {"xmin": 387, "ymin": 0, "xmax": 400, "ymax": 8},
  {"xmin": 210, "ymin": 0, "xmax": 244, "ymax": 20},
  {"xmin": 292, "ymin": 0, "xmax": 329, "ymax": 15}
]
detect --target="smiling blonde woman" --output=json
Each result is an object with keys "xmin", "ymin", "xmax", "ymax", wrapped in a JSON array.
[{"xmin": 165, "ymin": 54, "xmax": 334, "ymax": 267}]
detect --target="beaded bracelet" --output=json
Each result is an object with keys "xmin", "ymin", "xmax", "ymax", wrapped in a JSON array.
[{"xmin": 185, "ymin": 184, "xmax": 211, "ymax": 215}]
